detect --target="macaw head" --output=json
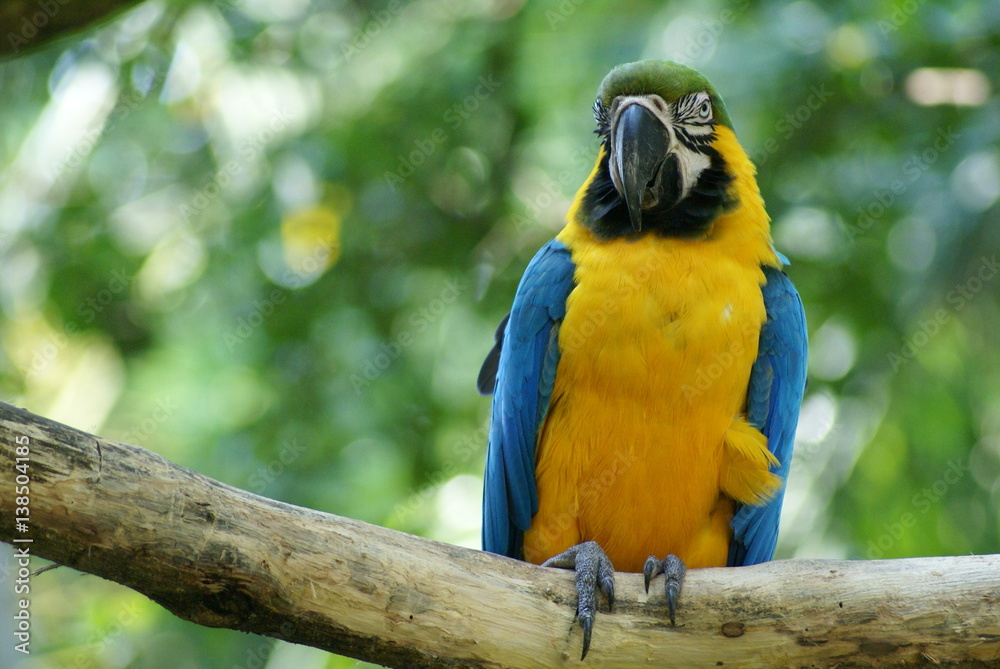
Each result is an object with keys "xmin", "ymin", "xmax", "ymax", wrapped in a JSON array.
[{"xmin": 577, "ymin": 60, "xmax": 751, "ymax": 239}]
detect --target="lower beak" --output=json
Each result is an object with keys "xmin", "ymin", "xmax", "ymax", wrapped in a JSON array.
[{"xmin": 611, "ymin": 104, "xmax": 679, "ymax": 231}]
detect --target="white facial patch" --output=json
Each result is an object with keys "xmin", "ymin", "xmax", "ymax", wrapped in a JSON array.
[{"xmin": 674, "ymin": 142, "xmax": 711, "ymax": 199}]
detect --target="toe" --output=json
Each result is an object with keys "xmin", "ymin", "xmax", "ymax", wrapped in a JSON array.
[
  {"xmin": 539, "ymin": 541, "xmax": 616, "ymax": 660},
  {"xmin": 541, "ymin": 544, "xmax": 580, "ymax": 569},
  {"xmin": 642, "ymin": 555, "xmax": 663, "ymax": 593},
  {"xmin": 597, "ymin": 552, "xmax": 615, "ymax": 612},
  {"xmin": 663, "ymin": 554, "xmax": 687, "ymax": 627}
]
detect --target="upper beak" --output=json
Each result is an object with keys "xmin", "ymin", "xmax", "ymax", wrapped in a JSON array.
[{"xmin": 610, "ymin": 104, "xmax": 678, "ymax": 231}]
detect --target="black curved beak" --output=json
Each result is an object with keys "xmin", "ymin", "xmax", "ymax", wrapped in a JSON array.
[{"xmin": 611, "ymin": 104, "xmax": 678, "ymax": 231}]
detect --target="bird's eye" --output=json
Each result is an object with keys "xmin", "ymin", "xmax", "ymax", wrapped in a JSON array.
[{"xmin": 699, "ymin": 99, "xmax": 712, "ymax": 118}]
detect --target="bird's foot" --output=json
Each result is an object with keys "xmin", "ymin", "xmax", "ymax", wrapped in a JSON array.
[
  {"xmin": 541, "ymin": 540, "xmax": 616, "ymax": 660},
  {"xmin": 643, "ymin": 553, "xmax": 687, "ymax": 626}
]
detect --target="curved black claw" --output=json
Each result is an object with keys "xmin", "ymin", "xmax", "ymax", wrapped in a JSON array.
[
  {"xmin": 643, "ymin": 553, "xmax": 687, "ymax": 626},
  {"xmin": 542, "ymin": 541, "xmax": 616, "ymax": 660},
  {"xmin": 643, "ymin": 555, "xmax": 663, "ymax": 593}
]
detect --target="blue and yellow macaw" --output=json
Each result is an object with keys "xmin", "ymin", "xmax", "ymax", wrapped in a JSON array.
[{"xmin": 478, "ymin": 60, "xmax": 808, "ymax": 658}]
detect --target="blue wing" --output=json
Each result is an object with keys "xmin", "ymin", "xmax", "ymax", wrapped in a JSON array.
[
  {"xmin": 481, "ymin": 239, "xmax": 576, "ymax": 559},
  {"xmin": 729, "ymin": 264, "xmax": 808, "ymax": 567}
]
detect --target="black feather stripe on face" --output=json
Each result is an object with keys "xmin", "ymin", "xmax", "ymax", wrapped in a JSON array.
[
  {"xmin": 673, "ymin": 125, "xmax": 714, "ymax": 152},
  {"xmin": 593, "ymin": 99, "xmax": 611, "ymax": 137}
]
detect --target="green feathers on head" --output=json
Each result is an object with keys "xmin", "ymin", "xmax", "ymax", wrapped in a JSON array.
[{"xmin": 596, "ymin": 60, "xmax": 734, "ymax": 130}]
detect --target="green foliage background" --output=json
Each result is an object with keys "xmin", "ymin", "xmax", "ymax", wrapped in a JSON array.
[{"xmin": 1, "ymin": 1, "xmax": 998, "ymax": 667}]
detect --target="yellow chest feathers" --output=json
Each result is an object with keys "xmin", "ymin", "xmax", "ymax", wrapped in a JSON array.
[{"xmin": 554, "ymin": 226, "xmax": 766, "ymax": 419}]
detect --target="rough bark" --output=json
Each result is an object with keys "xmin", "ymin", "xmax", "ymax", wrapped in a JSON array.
[{"xmin": 1, "ymin": 401, "xmax": 998, "ymax": 668}]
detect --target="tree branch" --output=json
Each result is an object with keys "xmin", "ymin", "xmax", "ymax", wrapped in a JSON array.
[
  {"xmin": 1, "ymin": 0, "xmax": 146, "ymax": 59},
  {"xmin": 1, "ymin": 401, "xmax": 998, "ymax": 668}
]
